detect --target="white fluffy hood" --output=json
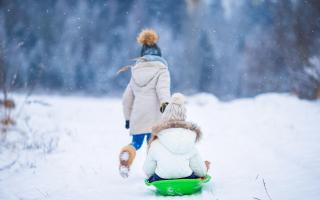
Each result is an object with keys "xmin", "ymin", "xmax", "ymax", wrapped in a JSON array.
[
  {"xmin": 157, "ymin": 128, "xmax": 197, "ymax": 154},
  {"xmin": 131, "ymin": 61, "xmax": 167, "ymax": 87}
]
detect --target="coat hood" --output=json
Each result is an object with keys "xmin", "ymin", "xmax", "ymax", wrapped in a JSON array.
[
  {"xmin": 131, "ymin": 61, "xmax": 167, "ymax": 87},
  {"xmin": 157, "ymin": 129, "xmax": 196, "ymax": 154},
  {"xmin": 149, "ymin": 121, "xmax": 202, "ymax": 154}
]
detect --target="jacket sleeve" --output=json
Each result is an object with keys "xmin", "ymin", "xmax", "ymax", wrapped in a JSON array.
[
  {"xmin": 156, "ymin": 69, "xmax": 171, "ymax": 104},
  {"xmin": 122, "ymin": 82, "xmax": 134, "ymax": 120},
  {"xmin": 189, "ymin": 149, "xmax": 207, "ymax": 177},
  {"xmin": 143, "ymin": 145, "xmax": 157, "ymax": 178}
]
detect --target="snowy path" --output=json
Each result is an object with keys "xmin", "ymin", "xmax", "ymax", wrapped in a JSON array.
[{"xmin": 1, "ymin": 94, "xmax": 320, "ymax": 200}]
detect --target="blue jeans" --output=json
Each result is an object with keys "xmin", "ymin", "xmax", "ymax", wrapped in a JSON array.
[
  {"xmin": 131, "ymin": 133, "xmax": 151, "ymax": 150},
  {"xmin": 148, "ymin": 172, "xmax": 200, "ymax": 183}
]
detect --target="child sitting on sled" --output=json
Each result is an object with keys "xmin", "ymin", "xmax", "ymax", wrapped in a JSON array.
[
  {"xmin": 119, "ymin": 29, "xmax": 171, "ymax": 178},
  {"xmin": 143, "ymin": 93, "xmax": 210, "ymax": 182}
]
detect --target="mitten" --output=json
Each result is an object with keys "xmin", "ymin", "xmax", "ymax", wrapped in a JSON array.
[
  {"xmin": 160, "ymin": 102, "xmax": 169, "ymax": 113},
  {"xmin": 205, "ymin": 160, "xmax": 211, "ymax": 171},
  {"xmin": 125, "ymin": 120, "xmax": 130, "ymax": 129}
]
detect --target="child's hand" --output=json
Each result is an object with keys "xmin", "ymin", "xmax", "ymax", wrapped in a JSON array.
[
  {"xmin": 205, "ymin": 160, "xmax": 211, "ymax": 171},
  {"xmin": 125, "ymin": 120, "xmax": 130, "ymax": 129}
]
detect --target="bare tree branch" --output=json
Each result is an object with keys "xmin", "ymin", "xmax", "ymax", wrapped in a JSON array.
[
  {"xmin": 15, "ymin": 63, "xmax": 45, "ymax": 119},
  {"xmin": 263, "ymin": 178, "xmax": 273, "ymax": 200},
  {"xmin": 0, "ymin": 153, "xmax": 19, "ymax": 171}
]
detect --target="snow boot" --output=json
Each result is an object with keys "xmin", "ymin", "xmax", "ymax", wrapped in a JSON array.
[{"xmin": 119, "ymin": 145, "xmax": 136, "ymax": 178}]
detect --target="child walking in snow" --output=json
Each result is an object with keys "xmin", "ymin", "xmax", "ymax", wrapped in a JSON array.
[
  {"xmin": 143, "ymin": 93, "xmax": 210, "ymax": 182},
  {"xmin": 119, "ymin": 29, "xmax": 171, "ymax": 178}
]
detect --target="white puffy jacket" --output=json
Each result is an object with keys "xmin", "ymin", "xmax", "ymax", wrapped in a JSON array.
[
  {"xmin": 122, "ymin": 58, "xmax": 171, "ymax": 135},
  {"xmin": 143, "ymin": 121, "xmax": 207, "ymax": 179}
]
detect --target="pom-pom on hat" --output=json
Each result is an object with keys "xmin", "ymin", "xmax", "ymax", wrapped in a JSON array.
[
  {"xmin": 137, "ymin": 29, "xmax": 159, "ymax": 45},
  {"xmin": 162, "ymin": 93, "xmax": 187, "ymax": 121},
  {"xmin": 137, "ymin": 29, "xmax": 162, "ymax": 57}
]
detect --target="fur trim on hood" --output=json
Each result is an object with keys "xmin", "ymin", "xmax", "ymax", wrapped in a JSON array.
[{"xmin": 149, "ymin": 120, "xmax": 202, "ymax": 146}]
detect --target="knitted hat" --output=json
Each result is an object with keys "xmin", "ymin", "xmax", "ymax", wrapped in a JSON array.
[
  {"xmin": 162, "ymin": 93, "xmax": 186, "ymax": 121},
  {"xmin": 137, "ymin": 29, "xmax": 162, "ymax": 57}
]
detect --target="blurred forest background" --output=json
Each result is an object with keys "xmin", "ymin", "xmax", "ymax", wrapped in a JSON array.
[{"xmin": 0, "ymin": 0, "xmax": 320, "ymax": 100}]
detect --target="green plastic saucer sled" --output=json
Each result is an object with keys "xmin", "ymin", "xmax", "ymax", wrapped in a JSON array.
[{"xmin": 145, "ymin": 175, "xmax": 211, "ymax": 196}]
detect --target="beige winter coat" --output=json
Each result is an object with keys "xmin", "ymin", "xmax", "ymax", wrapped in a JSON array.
[{"xmin": 122, "ymin": 61, "xmax": 171, "ymax": 135}]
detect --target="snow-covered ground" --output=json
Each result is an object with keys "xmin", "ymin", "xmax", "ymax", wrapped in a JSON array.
[{"xmin": 0, "ymin": 93, "xmax": 320, "ymax": 200}]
